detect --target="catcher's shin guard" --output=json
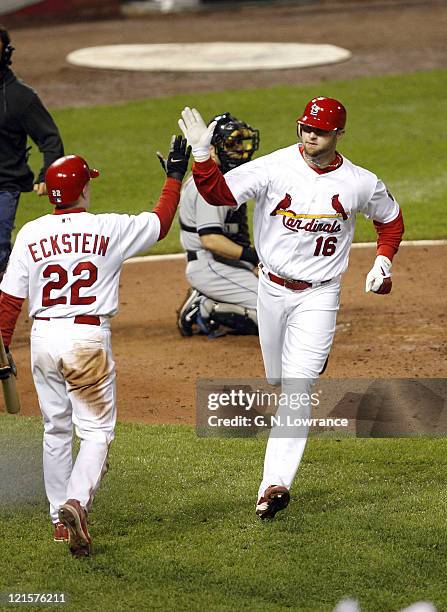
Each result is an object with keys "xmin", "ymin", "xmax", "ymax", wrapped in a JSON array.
[{"xmin": 201, "ymin": 299, "xmax": 258, "ymax": 336}]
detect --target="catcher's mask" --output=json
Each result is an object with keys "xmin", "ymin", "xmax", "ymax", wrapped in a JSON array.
[
  {"xmin": 0, "ymin": 26, "xmax": 14, "ymax": 69},
  {"xmin": 45, "ymin": 155, "xmax": 100, "ymax": 207},
  {"xmin": 210, "ymin": 112, "xmax": 259, "ymax": 173}
]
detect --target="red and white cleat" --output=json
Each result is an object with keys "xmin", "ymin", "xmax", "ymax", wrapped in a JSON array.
[
  {"xmin": 53, "ymin": 522, "xmax": 69, "ymax": 542},
  {"xmin": 58, "ymin": 499, "xmax": 92, "ymax": 557},
  {"xmin": 256, "ymin": 485, "xmax": 290, "ymax": 519}
]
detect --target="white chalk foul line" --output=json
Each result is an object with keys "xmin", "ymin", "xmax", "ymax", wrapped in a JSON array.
[
  {"xmin": 125, "ymin": 239, "xmax": 447, "ymax": 265},
  {"xmin": 126, "ymin": 253, "xmax": 186, "ymax": 264}
]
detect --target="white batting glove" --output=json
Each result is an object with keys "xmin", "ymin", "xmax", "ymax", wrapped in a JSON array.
[
  {"xmin": 178, "ymin": 107, "xmax": 216, "ymax": 162},
  {"xmin": 365, "ymin": 255, "xmax": 393, "ymax": 294}
]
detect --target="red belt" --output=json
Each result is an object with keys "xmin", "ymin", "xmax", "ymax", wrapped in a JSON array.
[
  {"xmin": 267, "ymin": 272, "xmax": 311, "ymax": 291},
  {"xmin": 34, "ymin": 315, "xmax": 101, "ymax": 326},
  {"xmin": 267, "ymin": 272, "xmax": 331, "ymax": 291}
]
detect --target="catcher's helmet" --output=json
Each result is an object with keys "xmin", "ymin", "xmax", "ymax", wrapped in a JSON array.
[
  {"xmin": 297, "ymin": 97, "xmax": 346, "ymax": 132},
  {"xmin": 210, "ymin": 113, "xmax": 259, "ymax": 173},
  {"xmin": 45, "ymin": 155, "xmax": 99, "ymax": 206}
]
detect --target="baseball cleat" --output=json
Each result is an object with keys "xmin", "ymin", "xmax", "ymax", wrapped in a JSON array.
[
  {"xmin": 177, "ymin": 288, "xmax": 201, "ymax": 336},
  {"xmin": 58, "ymin": 499, "xmax": 92, "ymax": 558},
  {"xmin": 256, "ymin": 485, "xmax": 290, "ymax": 519},
  {"xmin": 53, "ymin": 522, "xmax": 69, "ymax": 543}
]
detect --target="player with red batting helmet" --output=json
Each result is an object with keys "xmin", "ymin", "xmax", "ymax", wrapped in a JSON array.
[
  {"xmin": 0, "ymin": 136, "xmax": 191, "ymax": 555},
  {"xmin": 179, "ymin": 97, "xmax": 404, "ymax": 519},
  {"xmin": 45, "ymin": 154, "xmax": 100, "ymax": 205}
]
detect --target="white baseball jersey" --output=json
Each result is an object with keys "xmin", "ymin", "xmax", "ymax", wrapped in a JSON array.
[
  {"xmin": 224, "ymin": 144, "xmax": 400, "ymax": 282},
  {"xmin": 0, "ymin": 209, "xmax": 160, "ymax": 317}
]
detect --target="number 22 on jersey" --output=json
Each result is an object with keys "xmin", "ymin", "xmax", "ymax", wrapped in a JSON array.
[{"xmin": 42, "ymin": 262, "xmax": 98, "ymax": 306}]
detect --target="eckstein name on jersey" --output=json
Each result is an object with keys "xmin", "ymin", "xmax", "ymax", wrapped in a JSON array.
[{"xmin": 28, "ymin": 232, "xmax": 111, "ymax": 262}]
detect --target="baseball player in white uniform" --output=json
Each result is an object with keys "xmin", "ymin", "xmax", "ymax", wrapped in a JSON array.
[
  {"xmin": 177, "ymin": 112, "xmax": 259, "ymax": 337},
  {"xmin": 0, "ymin": 136, "xmax": 191, "ymax": 555},
  {"xmin": 179, "ymin": 99, "xmax": 404, "ymax": 519}
]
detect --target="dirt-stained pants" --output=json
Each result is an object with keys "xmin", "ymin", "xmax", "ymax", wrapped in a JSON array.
[{"xmin": 31, "ymin": 317, "xmax": 116, "ymax": 523}]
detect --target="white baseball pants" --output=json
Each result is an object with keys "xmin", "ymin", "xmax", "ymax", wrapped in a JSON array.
[
  {"xmin": 257, "ymin": 272, "xmax": 341, "ymax": 498},
  {"xmin": 30, "ymin": 318, "xmax": 116, "ymax": 523},
  {"xmin": 186, "ymin": 255, "xmax": 258, "ymax": 311}
]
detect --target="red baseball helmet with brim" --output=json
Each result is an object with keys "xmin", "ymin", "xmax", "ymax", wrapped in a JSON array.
[
  {"xmin": 45, "ymin": 154, "xmax": 100, "ymax": 206},
  {"xmin": 297, "ymin": 97, "xmax": 346, "ymax": 132}
]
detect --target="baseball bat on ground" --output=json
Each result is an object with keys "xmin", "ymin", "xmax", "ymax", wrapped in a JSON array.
[{"xmin": 0, "ymin": 333, "xmax": 20, "ymax": 414}]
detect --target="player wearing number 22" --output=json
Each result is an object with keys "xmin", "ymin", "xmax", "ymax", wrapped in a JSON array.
[
  {"xmin": 0, "ymin": 136, "xmax": 191, "ymax": 555},
  {"xmin": 179, "ymin": 98, "xmax": 404, "ymax": 519}
]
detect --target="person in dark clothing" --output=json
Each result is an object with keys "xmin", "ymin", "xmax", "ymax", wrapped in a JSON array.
[{"xmin": 0, "ymin": 25, "xmax": 64, "ymax": 278}]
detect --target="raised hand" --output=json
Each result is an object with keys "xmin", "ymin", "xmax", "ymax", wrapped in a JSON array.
[
  {"xmin": 178, "ymin": 107, "xmax": 216, "ymax": 162},
  {"xmin": 157, "ymin": 135, "xmax": 191, "ymax": 181}
]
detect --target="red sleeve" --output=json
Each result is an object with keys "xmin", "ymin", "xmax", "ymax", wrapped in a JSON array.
[
  {"xmin": 152, "ymin": 177, "xmax": 182, "ymax": 241},
  {"xmin": 374, "ymin": 209, "xmax": 404, "ymax": 261},
  {"xmin": 0, "ymin": 292, "xmax": 25, "ymax": 348},
  {"xmin": 192, "ymin": 158, "xmax": 238, "ymax": 207}
]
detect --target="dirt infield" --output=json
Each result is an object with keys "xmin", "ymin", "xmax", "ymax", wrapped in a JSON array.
[
  {"xmin": 3, "ymin": 1, "xmax": 447, "ymax": 423},
  {"xmin": 9, "ymin": 245, "xmax": 447, "ymax": 423}
]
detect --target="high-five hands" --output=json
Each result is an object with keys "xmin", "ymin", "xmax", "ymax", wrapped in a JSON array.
[
  {"xmin": 157, "ymin": 135, "xmax": 191, "ymax": 181},
  {"xmin": 178, "ymin": 107, "xmax": 216, "ymax": 162},
  {"xmin": 365, "ymin": 255, "xmax": 392, "ymax": 294}
]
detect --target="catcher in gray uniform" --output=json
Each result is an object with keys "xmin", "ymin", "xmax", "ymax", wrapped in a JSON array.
[{"xmin": 177, "ymin": 112, "xmax": 260, "ymax": 337}]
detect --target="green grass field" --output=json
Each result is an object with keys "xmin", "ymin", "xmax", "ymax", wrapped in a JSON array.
[
  {"xmin": 17, "ymin": 69, "xmax": 447, "ymax": 254},
  {"xmin": 1, "ymin": 415, "xmax": 447, "ymax": 611}
]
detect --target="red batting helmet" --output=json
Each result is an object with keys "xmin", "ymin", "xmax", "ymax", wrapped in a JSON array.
[
  {"xmin": 45, "ymin": 155, "xmax": 100, "ymax": 206},
  {"xmin": 297, "ymin": 97, "xmax": 347, "ymax": 132}
]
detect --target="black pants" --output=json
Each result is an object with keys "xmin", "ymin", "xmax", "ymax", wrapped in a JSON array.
[{"xmin": 0, "ymin": 190, "xmax": 20, "ymax": 275}]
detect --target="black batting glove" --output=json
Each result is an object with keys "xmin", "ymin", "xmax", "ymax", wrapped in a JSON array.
[
  {"xmin": 0, "ymin": 346, "xmax": 17, "ymax": 379},
  {"xmin": 5, "ymin": 346, "xmax": 17, "ymax": 377},
  {"xmin": 156, "ymin": 135, "xmax": 192, "ymax": 181}
]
